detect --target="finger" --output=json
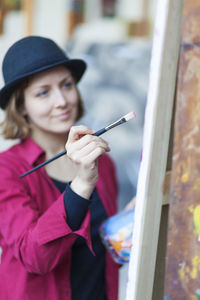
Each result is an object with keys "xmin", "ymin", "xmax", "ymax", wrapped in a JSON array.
[
  {"xmin": 67, "ymin": 134, "xmax": 110, "ymax": 155},
  {"xmin": 69, "ymin": 140, "xmax": 110, "ymax": 163},
  {"xmin": 124, "ymin": 197, "xmax": 136, "ymax": 211},
  {"xmin": 77, "ymin": 147, "xmax": 108, "ymax": 168},
  {"xmin": 67, "ymin": 125, "xmax": 95, "ymax": 145}
]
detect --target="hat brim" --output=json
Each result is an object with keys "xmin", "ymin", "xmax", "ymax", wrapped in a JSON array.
[{"xmin": 0, "ymin": 58, "xmax": 86, "ymax": 110}]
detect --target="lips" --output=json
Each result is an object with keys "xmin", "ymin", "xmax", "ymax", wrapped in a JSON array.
[{"xmin": 54, "ymin": 111, "xmax": 70, "ymax": 120}]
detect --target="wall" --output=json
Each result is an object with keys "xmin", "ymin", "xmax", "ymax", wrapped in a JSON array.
[{"xmin": 32, "ymin": 0, "xmax": 67, "ymax": 47}]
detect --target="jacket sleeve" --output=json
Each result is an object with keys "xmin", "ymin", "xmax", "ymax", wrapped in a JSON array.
[
  {"xmin": 0, "ymin": 155, "xmax": 93, "ymax": 275},
  {"xmin": 64, "ymin": 183, "xmax": 91, "ymax": 230}
]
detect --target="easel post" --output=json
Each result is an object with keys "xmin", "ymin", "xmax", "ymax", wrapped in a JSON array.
[{"xmin": 126, "ymin": 0, "xmax": 183, "ymax": 299}]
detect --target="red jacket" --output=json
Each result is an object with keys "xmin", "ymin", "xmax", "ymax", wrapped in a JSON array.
[{"xmin": 0, "ymin": 138, "xmax": 119, "ymax": 300}]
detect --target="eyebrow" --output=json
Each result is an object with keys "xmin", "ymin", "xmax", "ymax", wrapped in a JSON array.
[
  {"xmin": 60, "ymin": 75, "xmax": 74, "ymax": 84},
  {"xmin": 30, "ymin": 74, "xmax": 74, "ymax": 91}
]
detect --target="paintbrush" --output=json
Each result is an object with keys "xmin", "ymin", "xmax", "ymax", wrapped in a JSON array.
[{"xmin": 20, "ymin": 111, "xmax": 136, "ymax": 178}]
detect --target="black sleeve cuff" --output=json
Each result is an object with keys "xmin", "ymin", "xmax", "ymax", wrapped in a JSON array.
[{"xmin": 64, "ymin": 183, "xmax": 91, "ymax": 230}]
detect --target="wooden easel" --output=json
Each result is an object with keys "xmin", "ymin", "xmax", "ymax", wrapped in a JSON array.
[
  {"xmin": 126, "ymin": 0, "xmax": 184, "ymax": 299},
  {"xmin": 164, "ymin": 1, "xmax": 200, "ymax": 299}
]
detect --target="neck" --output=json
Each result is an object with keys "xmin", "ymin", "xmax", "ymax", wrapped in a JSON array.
[{"xmin": 30, "ymin": 130, "xmax": 68, "ymax": 158}]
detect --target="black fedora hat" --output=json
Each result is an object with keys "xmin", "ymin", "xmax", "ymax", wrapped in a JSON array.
[{"xmin": 0, "ymin": 35, "xmax": 87, "ymax": 109}]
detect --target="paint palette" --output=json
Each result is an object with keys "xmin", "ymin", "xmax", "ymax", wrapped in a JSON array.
[{"xmin": 99, "ymin": 208, "xmax": 135, "ymax": 264}]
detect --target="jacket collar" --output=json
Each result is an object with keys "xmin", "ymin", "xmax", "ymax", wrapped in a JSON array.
[{"xmin": 19, "ymin": 137, "xmax": 46, "ymax": 166}]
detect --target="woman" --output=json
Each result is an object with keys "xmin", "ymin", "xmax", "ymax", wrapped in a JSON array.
[{"xmin": 0, "ymin": 36, "xmax": 119, "ymax": 300}]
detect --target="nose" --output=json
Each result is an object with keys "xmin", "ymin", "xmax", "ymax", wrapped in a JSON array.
[{"xmin": 54, "ymin": 88, "xmax": 67, "ymax": 108}]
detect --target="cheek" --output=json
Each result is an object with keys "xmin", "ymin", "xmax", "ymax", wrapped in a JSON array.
[
  {"xmin": 69, "ymin": 90, "xmax": 79, "ymax": 104},
  {"xmin": 68, "ymin": 91, "xmax": 79, "ymax": 110},
  {"xmin": 74, "ymin": 97, "xmax": 80, "ymax": 118},
  {"xmin": 24, "ymin": 100, "xmax": 50, "ymax": 122}
]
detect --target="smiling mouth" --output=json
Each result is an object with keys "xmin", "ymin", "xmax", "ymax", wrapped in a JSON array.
[{"xmin": 55, "ymin": 111, "xmax": 70, "ymax": 120}]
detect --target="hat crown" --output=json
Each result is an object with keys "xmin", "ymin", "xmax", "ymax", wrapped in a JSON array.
[{"xmin": 3, "ymin": 36, "xmax": 68, "ymax": 84}]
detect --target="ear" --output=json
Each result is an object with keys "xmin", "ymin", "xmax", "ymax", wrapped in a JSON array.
[
  {"xmin": 21, "ymin": 106, "xmax": 27, "ymax": 116},
  {"xmin": 20, "ymin": 96, "xmax": 28, "ymax": 117}
]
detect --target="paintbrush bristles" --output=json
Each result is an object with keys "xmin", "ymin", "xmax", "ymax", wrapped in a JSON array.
[
  {"xmin": 105, "ymin": 111, "xmax": 136, "ymax": 131},
  {"xmin": 124, "ymin": 111, "xmax": 136, "ymax": 122}
]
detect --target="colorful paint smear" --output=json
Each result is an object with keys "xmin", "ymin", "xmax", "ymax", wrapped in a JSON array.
[
  {"xmin": 196, "ymin": 289, "xmax": 200, "ymax": 300},
  {"xmin": 193, "ymin": 205, "xmax": 200, "ymax": 240},
  {"xmin": 178, "ymin": 256, "xmax": 200, "ymax": 283}
]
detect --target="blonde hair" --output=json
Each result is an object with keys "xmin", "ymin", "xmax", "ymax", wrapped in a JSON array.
[{"xmin": 1, "ymin": 81, "xmax": 84, "ymax": 140}]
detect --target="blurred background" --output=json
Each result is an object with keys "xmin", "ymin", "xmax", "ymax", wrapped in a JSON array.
[{"xmin": 0, "ymin": 0, "xmax": 157, "ymax": 298}]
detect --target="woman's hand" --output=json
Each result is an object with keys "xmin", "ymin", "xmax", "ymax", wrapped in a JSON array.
[
  {"xmin": 66, "ymin": 125, "xmax": 110, "ymax": 199},
  {"xmin": 124, "ymin": 197, "xmax": 136, "ymax": 211}
]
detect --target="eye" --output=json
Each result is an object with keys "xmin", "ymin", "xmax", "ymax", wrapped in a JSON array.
[
  {"xmin": 62, "ymin": 81, "xmax": 73, "ymax": 89},
  {"xmin": 37, "ymin": 89, "xmax": 48, "ymax": 97}
]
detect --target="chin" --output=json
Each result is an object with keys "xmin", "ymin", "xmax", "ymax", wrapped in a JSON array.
[{"xmin": 53, "ymin": 125, "xmax": 72, "ymax": 135}]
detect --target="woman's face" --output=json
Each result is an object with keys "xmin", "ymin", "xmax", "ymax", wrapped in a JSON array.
[{"xmin": 23, "ymin": 65, "xmax": 79, "ymax": 138}]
